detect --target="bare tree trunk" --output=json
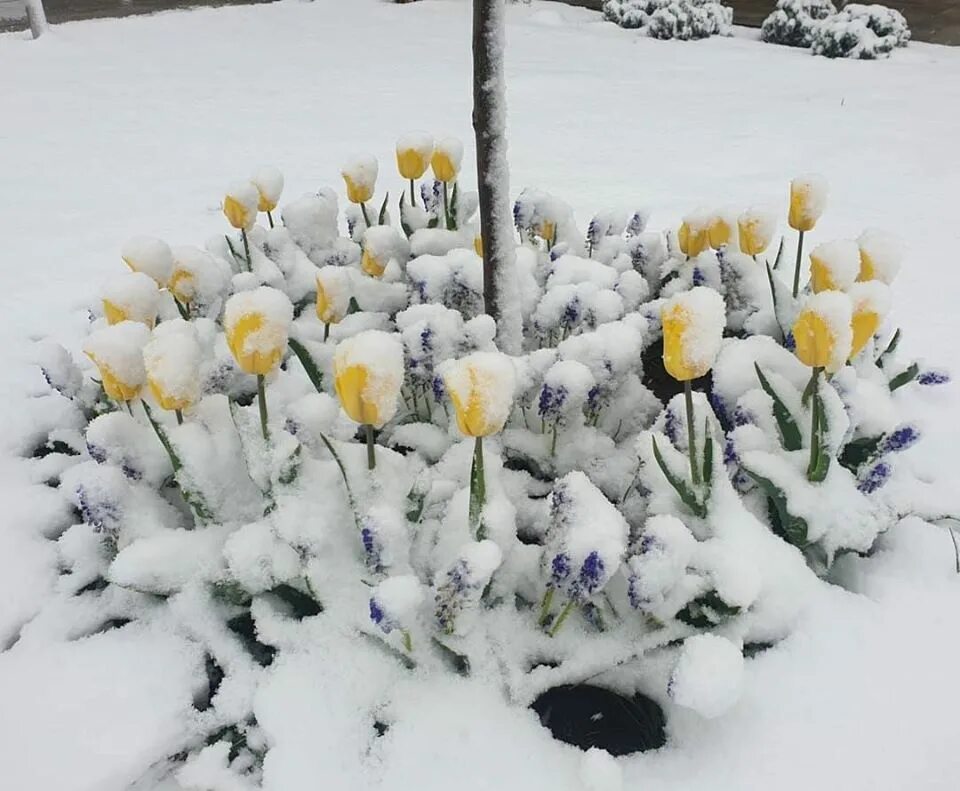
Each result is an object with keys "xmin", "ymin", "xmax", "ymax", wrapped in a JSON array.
[
  {"xmin": 473, "ymin": 0, "xmax": 521, "ymax": 354},
  {"xmin": 26, "ymin": 0, "xmax": 48, "ymax": 39}
]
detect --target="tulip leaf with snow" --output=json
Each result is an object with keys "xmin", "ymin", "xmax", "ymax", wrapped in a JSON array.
[
  {"xmin": 250, "ymin": 165, "xmax": 283, "ymax": 227},
  {"xmin": 224, "ymin": 287, "xmax": 294, "ymax": 440},
  {"xmin": 333, "ymin": 330, "xmax": 404, "ymax": 469},
  {"xmin": 788, "ymin": 174, "xmax": 828, "ymax": 297},
  {"xmin": 440, "ymin": 351, "xmax": 516, "ymax": 540},
  {"xmin": 223, "ymin": 181, "xmax": 260, "ymax": 271},
  {"xmin": 659, "ymin": 287, "xmax": 725, "ymax": 505}
]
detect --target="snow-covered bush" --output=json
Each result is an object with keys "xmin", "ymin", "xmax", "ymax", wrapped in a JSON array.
[
  {"xmin": 603, "ymin": 0, "xmax": 733, "ymax": 40},
  {"xmin": 811, "ymin": 4, "xmax": 911, "ymax": 59},
  {"xmin": 25, "ymin": 134, "xmax": 950, "ymax": 784},
  {"xmin": 761, "ymin": 0, "xmax": 837, "ymax": 48}
]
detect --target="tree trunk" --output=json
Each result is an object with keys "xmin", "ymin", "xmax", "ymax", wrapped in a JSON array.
[
  {"xmin": 26, "ymin": 0, "xmax": 48, "ymax": 39},
  {"xmin": 473, "ymin": 0, "xmax": 521, "ymax": 354}
]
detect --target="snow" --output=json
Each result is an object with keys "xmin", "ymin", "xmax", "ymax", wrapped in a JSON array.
[
  {"xmin": 250, "ymin": 166, "xmax": 284, "ymax": 213},
  {"xmin": 143, "ymin": 319, "xmax": 203, "ymax": 410},
  {"xmin": 579, "ymin": 748, "xmax": 623, "ymax": 791},
  {"xmin": 83, "ymin": 320, "xmax": 152, "ymax": 397},
  {"xmin": 121, "ymin": 235, "xmax": 174, "ymax": 285},
  {"xmin": 668, "ymin": 633, "xmax": 744, "ymax": 718},
  {"xmin": 2, "ymin": 1, "xmax": 960, "ymax": 790}
]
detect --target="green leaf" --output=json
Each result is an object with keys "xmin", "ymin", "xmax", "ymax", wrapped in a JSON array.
[
  {"xmin": 399, "ymin": 192, "xmax": 413, "ymax": 238},
  {"xmin": 378, "ymin": 192, "xmax": 390, "ymax": 225},
  {"xmin": 226, "ymin": 611, "xmax": 276, "ymax": 667},
  {"xmin": 210, "ymin": 579, "xmax": 252, "ymax": 606},
  {"xmin": 469, "ymin": 438, "xmax": 487, "ymax": 540},
  {"xmin": 839, "ymin": 435, "xmax": 882, "ymax": 473},
  {"xmin": 764, "ymin": 261, "xmax": 781, "ymax": 334},
  {"xmin": 676, "ymin": 590, "xmax": 740, "ymax": 628},
  {"xmin": 347, "ymin": 297, "xmax": 362, "ymax": 316},
  {"xmin": 772, "ymin": 236, "xmax": 785, "ymax": 270},
  {"xmin": 807, "ymin": 388, "xmax": 831, "ymax": 483},
  {"xmin": 755, "ymin": 363, "xmax": 802, "ymax": 451},
  {"xmin": 876, "ymin": 328, "xmax": 901, "ymax": 365},
  {"xmin": 268, "ymin": 583, "xmax": 323, "ymax": 619},
  {"xmin": 652, "ymin": 437, "xmax": 706, "ymax": 519},
  {"xmin": 287, "ymin": 338, "xmax": 323, "ymax": 393},
  {"xmin": 277, "ymin": 443, "xmax": 302, "ymax": 487},
  {"xmin": 889, "ymin": 362, "xmax": 919, "ymax": 392},
  {"xmin": 744, "ymin": 467, "xmax": 809, "ymax": 547},
  {"xmin": 405, "ymin": 488, "xmax": 426, "ymax": 523},
  {"xmin": 701, "ymin": 417, "xmax": 713, "ymax": 509}
]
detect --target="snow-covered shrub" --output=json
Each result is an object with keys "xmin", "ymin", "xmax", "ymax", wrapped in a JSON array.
[
  {"xmin": 761, "ymin": 0, "xmax": 837, "ymax": 48},
  {"xmin": 603, "ymin": 0, "xmax": 733, "ymax": 40},
  {"xmin": 24, "ymin": 134, "xmax": 950, "ymax": 784},
  {"xmin": 811, "ymin": 4, "xmax": 911, "ymax": 59}
]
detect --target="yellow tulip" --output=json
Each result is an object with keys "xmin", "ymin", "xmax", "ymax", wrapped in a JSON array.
[
  {"xmin": 143, "ymin": 322, "xmax": 202, "ymax": 413},
  {"xmin": 224, "ymin": 287, "xmax": 293, "ymax": 376},
  {"xmin": 83, "ymin": 321, "xmax": 151, "ymax": 402},
  {"xmin": 101, "ymin": 272, "xmax": 159, "ymax": 327},
  {"xmin": 788, "ymin": 176, "xmax": 827, "ymax": 232},
  {"xmin": 708, "ymin": 215, "xmax": 733, "ymax": 250},
  {"xmin": 251, "ymin": 166, "xmax": 284, "ymax": 214},
  {"xmin": 847, "ymin": 282, "xmax": 890, "ymax": 359},
  {"xmin": 168, "ymin": 267, "xmax": 195, "ymax": 305},
  {"xmin": 792, "ymin": 292, "xmax": 852, "ymax": 373},
  {"xmin": 856, "ymin": 230, "xmax": 901, "ymax": 284},
  {"xmin": 361, "ymin": 248, "xmax": 386, "ymax": 278},
  {"xmin": 341, "ymin": 156, "xmax": 378, "ymax": 205},
  {"xmin": 661, "ymin": 287, "xmax": 725, "ymax": 382},
  {"xmin": 431, "ymin": 138, "xmax": 463, "ymax": 183},
  {"xmin": 316, "ymin": 280, "xmax": 338, "ymax": 324},
  {"xmin": 474, "ymin": 235, "xmax": 484, "ymax": 257},
  {"xmin": 102, "ymin": 300, "xmax": 129, "ymax": 325},
  {"xmin": 808, "ymin": 240, "xmax": 860, "ymax": 294},
  {"xmin": 678, "ymin": 220, "xmax": 709, "ymax": 258},
  {"xmin": 333, "ymin": 331, "xmax": 404, "ymax": 429},
  {"xmin": 223, "ymin": 182, "xmax": 259, "ymax": 231},
  {"xmin": 738, "ymin": 210, "xmax": 774, "ymax": 257},
  {"xmin": 849, "ymin": 308, "xmax": 880, "ymax": 360},
  {"xmin": 538, "ymin": 221, "xmax": 556, "ymax": 246},
  {"xmin": 343, "ymin": 173, "xmax": 373, "ymax": 205},
  {"xmin": 441, "ymin": 352, "xmax": 516, "ymax": 438},
  {"xmin": 396, "ymin": 137, "xmax": 433, "ymax": 180}
]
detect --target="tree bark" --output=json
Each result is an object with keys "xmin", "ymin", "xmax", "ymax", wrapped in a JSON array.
[
  {"xmin": 473, "ymin": 0, "xmax": 521, "ymax": 353},
  {"xmin": 26, "ymin": 0, "xmax": 48, "ymax": 39}
]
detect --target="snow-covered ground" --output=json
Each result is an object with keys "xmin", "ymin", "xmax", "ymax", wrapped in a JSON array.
[{"xmin": 1, "ymin": 1, "xmax": 959, "ymax": 789}]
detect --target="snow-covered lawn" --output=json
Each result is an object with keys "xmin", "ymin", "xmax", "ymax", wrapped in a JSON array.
[{"xmin": 1, "ymin": 1, "xmax": 959, "ymax": 789}]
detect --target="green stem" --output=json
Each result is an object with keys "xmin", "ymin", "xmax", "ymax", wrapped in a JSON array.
[
  {"xmin": 267, "ymin": 210, "xmax": 274, "ymax": 229},
  {"xmin": 141, "ymin": 400, "xmax": 179, "ymax": 472},
  {"xmin": 323, "ymin": 322, "xmax": 330, "ymax": 343},
  {"xmin": 402, "ymin": 630, "xmax": 413, "ymax": 653},
  {"xmin": 241, "ymin": 229, "xmax": 252, "ymax": 272},
  {"xmin": 365, "ymin": 424, "xmax": 376, "ymax": 470},
  {"xmin": 548, "ymin": 600, "xmax": 575, "ymax": 637},
  {"xmin": 806, "ymin": 367, "xmax": 821, "ymax": 479},
  {"xmin": 423, "ymin": 386, "xmax": 432, "ymax": 420},
  {"xmin": 550, "ymin": 421, "xmax": 558, "ymax": 457},
  {"xmin": 410, "ymin": 179, "xmax": 416, "ymax": 207},
  {"xmin": 175, "ymin": 409, "xmax": 183, "ymax": 425},
  {"xmin": 125, "ymin": 400, "xmax": 134, "ymax": 416},
  {"xmin": 792, "ymin": 229, "xmax": 805, "ymax": 299},
  {"xmin": 469, "ymin": 436, "xmax": 486, "ymax": 540},
  {"xmin": 442, "ymin": 181, "xmax": 451, "ymax": 230},
  {"xmin": 684, "ymin": 380, "xmax": 700, "ymax": 487},
  {"xmin": 174, "ymin": 298, "xmax": 189, "ymax": 321},
  {"xmin": 538, "ymin": 587, "xmax": 555, "ymax": 627},
  {"xmin": 360, "ymin": 202, "xmax": 372, "ymax": 229},
  {"xmin": 317, "ymin": 433, "xmax": 360, "ymax": 530},
  {"xmin": 257, "ymin": 375, "xmax": 269, "ymax": 441}
]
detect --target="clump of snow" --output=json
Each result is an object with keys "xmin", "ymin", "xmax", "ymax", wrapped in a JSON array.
[
  {"xmin": 332, "ymin": 330, "xmax": 404, "ymax": 428},
  {"xmin": 143, "ymin": 320, "xmax": 202, "ymax": 411},
  {"xmin": 120, "ymin": 235, "xmax": 173, "ymax": 285},
  {"xmin": 101, "ymin": 271, "xmax": 160, "ymax": 326},
  {"xmin": 223, "ymin": 520, "xmax": 301, "ymax": 595},
  {"xmin": 85, "ymin": 411, "xmax": 172, "ymax": 487},
  {"xmin": 369, "ymin": 574, "xmax": 425, "ymax": 634},
  {"xmin": 280, "ymin": 193, "xmax": 340, "ymax": 257},
  {"xmin": 250, "ymin": 165, "xmax": 284, "ymax": 212},
  {"xmin": 809, "ymin": 239, "xmax": 861, "ymax": 293},
  {"xmin": 579, "ymin": 748, "xmax": 623, "ymax": 791},
  {"xmin": 669, "ymin": 634, "xmax": 744, "ymax": 718},
  {"xmin": 434, "ymin": 539, "xmax": 503, "ymax": 635},
  {"xmin": 440, "ymin": 351, "xmax": 517, "ymax": 438},
  {"xmin": 604, "ymin": 0, "xmax": 733, "ymax": 40},
  {"xmin": 857, "ymin": 229, "xmax": 902, "ymax": 284}
]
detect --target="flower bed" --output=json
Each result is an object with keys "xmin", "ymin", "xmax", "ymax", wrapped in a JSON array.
[{"xmin": 26, "ymin": 133, "xmax": 951, "ymax": 787}]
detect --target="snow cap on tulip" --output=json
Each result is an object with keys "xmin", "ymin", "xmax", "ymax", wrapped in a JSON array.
[
  {"xmin": 121, "ymin": 236, "xmax": 173, "ymax": 285},
  {"xmin": 792, "ymin": 290, "xmax": 853, "ymax": 372},
  {"xmin": 847, "ymin": 281, "xmax": 891, "ymax": 359},
  {"xmin": 223, "ymin": 181, "xmax": 259, "ymax": 231},
  {"xmin": 661, "ymin": 287, "xmax": 726, "ymax": 382},
  {"xmin": 84, "ymin": 320, "xmax": 152, "ymax": 402},
  {"xmin": 333, "ymin": 330, "xmax": 404, "ymax": 428},
  {"xmin": 316, "ymin": 266, "xmax": 352, "ymax": 325},
  {"xmin": 102, "ymin": 271, "xmax": 160, "ymax": 327},
  {"xmin": 143, "ymin": 319, "xmax": 202, "ymax": 412},
  {"xmin": 857, "ymin": 229, "xmax": 901, "ymax": 284},
  {"xmin": 224, "ymin": 286, "xmax": 293, "ymax": 376},
  {"xmin": 737, "ymin": 207, "xmax": 776, "ymax": 257},
  {"xmin": 788, "ymin": 174, "xmax": 828, "ymax": 232},
  {"xmin": 440, "ymin": 351, "xmax": 516, "ymax": 438},
  {"xmin": 809, "ymin": 240, "xmax": 860, "ymax": 293},
  {"xmin": 431, "ymin": 137, "xmax": 463, "ymax": 183},
  {"xmin": 251, "ymin": 166, "xmax": 284, "ymax": 213},
  {"xmin": 396, "ymin": 132, "xmax": 434, "ymax": 181},
  {"xmin": 342, "ymin": 156, "xmax": 378, "ymax": 204}
]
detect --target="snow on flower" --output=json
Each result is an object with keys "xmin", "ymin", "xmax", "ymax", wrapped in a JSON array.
[
  {"xmin": 250, "ymin": 165, "xmax": 284, "ymax": 213},
  {"xmin": 315, "ymin": 266, "xmax": 352, "ymax": 326},
  {"xmin": 857, "ymin": 228, "xmax": 902, "ymax": 284},
  {"xmin": 809, "ymin": 239, "xmax": 860, "ymax": 293},
  {"xmin": 792, "ymin": 290, "xmax": 853, "ymax": 372},
  {"xmin": 224, "ymin": 287, "xmax": 293, "ymax": 376},
  {"xmin": 440, "ymin": 351, "xmax": 516, "ymax": 438},
  {"xmin": 121, "ymin": 235, "xmax": 174, "ymax": 285},
  {"xmin": 847, "ymin": 281, "xmax": 890, "ymax": 358},
  {"xmin": 661, "ymin": 286, "xmax": 726, "ymax": 381},
  {"xmin": 83, "ymin": 320, "xmax": 152, "ymax": 402},
  {"xmin": 434, "ymin": 540, "xmax": 502, "ymax": 634},
  {"xmin": 222, "ymin": 181, "xmax": 260, "ymax": 231},
  {"xmin": 101, "ymin": 271, "xmax": 160, "ymax": 327},
  {"xmin": 361, "ymin": 225, "xmax": 409, "ymax": 278},
  {"xmin": 169, "ymin": 246, "xmax": 230, "ymax": 311},
  {"xmin": 737, "ymin": 207, "xmax": 777, "ymax": 257},
  {"xmin": 431, "ymin": 136, "xmax": 463, "ymax": 183},
  {"xmin": 788, "ymin": 174, "xmax": 828, "ymax": 232},
  {"xmin": 396, "ymin": 132, "xmax": 434, "ymax": 181},
  {"xmin": 369, "ymin": 575, "xmax": 424, "ymax": 635},
  {"xmin": 143, "ymin": 320, "xmax": 202, "ymax": 412},
  {"xmin": 341, "ymin": 155, "xmax": 378, "ymax": 204},
  {"xmin": 333, "ymin": 330, "xmax": 404, "ymax": 428}
]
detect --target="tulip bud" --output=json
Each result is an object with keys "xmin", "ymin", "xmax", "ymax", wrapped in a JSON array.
[
  {"xmin": 440, "ymin": 351, "xmax": 517, "ymax": 438},
  {"xmin": 396, "ymin": 132, "xmax": 434, "ymax": 180},
  {"xmin": 224, "ymin": 287, "xmax": 293, "ymax": 376},
  {"xmin": 251, "ymin": 166, "xmax": 284, "ymax": 214},
  {"xmin": 223, "ymin": 181, "xmax": 260, "ymax": 231},
  {"xmin": 341, "ymin": 156, "xmax": 378, "ymax": 205},
  {"xmin": 708, "ymin": 210, "xmax": 737, "ymax": 250},
  {"xmin": 678, "ymin": 210, "xmax": 711, "ymax": 258},
  {"xmin": 121, "ymin": 236, "xmax": 173, "ymax": 286},
  {"xmin": 788, "ymin": 175, "xmax": 827, "ymax": 232},
  {"xmin": 101, "ymin": 272, "xmax": 160, "ymax": 327},
  {"xmin": 856, "ymin": 229, "xmax": 901, "ymax": 284},
  {"xmin": 169, "ymin": 246, "xmax": 230, "ymax": 309},
  {"xmin": 361, "ymin": 225, "xmax": 408, "ymax": 279},
  {"xmin": 848, "ymin": 281, "xmax": 891, "ymax": 359},
  {"xmin": 315, "ymin": 266, "xmax": 351, "ymax": 325},
  {"xmin": 333, "ymin": 330, "xmax": 404, "ymax": 429},
  {"xmin": 737, "ymin": 208, "xmax": 776, "ymax": 257},
  {"xmin": 431, "ymin": 137, "xmax": 463, "ymax": 184},
  {"xmin": 792, "ymin": 291, "xmax": 853, "ymax": 373},
  {"xmin": 143, "ymin": 320, "xmax": 202, "ymax": 412},
  {"xmin": 809, "ymin": 240, "xmax": 860, "ymax": 293},
  {"xmin": 84, "ymin": 321, "xmax": 152, "ymax": 402},
  {"xmin": 661, "ymin": 287, "xmax": 726, "ymax": 382}
]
